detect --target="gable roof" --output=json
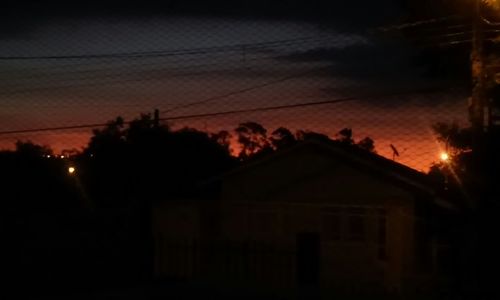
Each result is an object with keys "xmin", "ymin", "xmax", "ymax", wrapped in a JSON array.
[
  {"xmin": 185, "ymin": 137, "xmax": 457, "ymax": 210},
  {"xmin": 215, "ymin": 138, "xmax": 454, "ymax": 209}
]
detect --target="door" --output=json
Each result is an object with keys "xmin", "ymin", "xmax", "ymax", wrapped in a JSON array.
[{"xmin": 296, "ymin": 232, "xmax": 321, "ymax": 286}]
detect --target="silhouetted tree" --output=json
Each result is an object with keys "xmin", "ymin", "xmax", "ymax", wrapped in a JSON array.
[
  {"xmin": 338, "ymin": 128, "xmax": 354, "ymax": 145},
  {"xmin": 0, "ymin": 141, "xmax": 91, "ymax": 294},
  {"xmin": 85, "ymin": 117, "xmax": 126, "ymax": 158},
  {"xmin": 235, "ymin": 121, "xmax": 271, "ymax": 159},
  {"xmin": 211, "ymin": 130, "xmax": 232, "ymax": 153},
  {"xmin": 15, "ymin": 140, "xmax": 53, "ymax": 158},
  {"xmin": 429, "ymin": 119, "xmax": 500, "ymax": 298},
  {"xmin": 296, "ymin": 129, "xmax": 331, "ymax": 143},
  {"xmin": 77, "ymin": 114, "xmax": 238, "ymax": 284},
  {"xmin": 357, "ymin": 137, "xmax": 376, "ymax": 152},
  {"xmin": 271, "ymin": 127, "xmax": 297, "ymax": 150}
]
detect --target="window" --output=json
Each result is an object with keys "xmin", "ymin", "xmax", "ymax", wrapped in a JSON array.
[
  {"xmin": 250, "ymin": 211, "xmax": 277, "ymax": 235},
  {"xmin": 322, "ymin": 214, "xmax": 341, "ymax": 241},
  {"xmin": 377, "ymin": 209, "xmax": 387, "ymax": 260},
  {"xmin": 347, "ymin": 214, "xmax": 366, "ymax": 241}
]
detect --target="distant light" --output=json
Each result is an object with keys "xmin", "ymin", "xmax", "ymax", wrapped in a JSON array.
[
  {"xmin": 440, "ymin": 152, "xmax": 450, "ymax": 162},
  {"xmin": 46, "ymin": 155, "xmax": 51, "ymax": 158},
  {"xmin": 61, "ymin": 155, "xmax": 66, "ymax": 159},
  {"xmin": 68, "ymin": 167, "xmax": 76, "ymax": 174}
]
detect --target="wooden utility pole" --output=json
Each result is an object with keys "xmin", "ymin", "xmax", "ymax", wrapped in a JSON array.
[
  {"xmin": 471, "ymin": 0, "xmax": 487, "ymax": 137},
  {"xmin": 153, "ymin": 109, "xmax": 160, "ymax": 128}
]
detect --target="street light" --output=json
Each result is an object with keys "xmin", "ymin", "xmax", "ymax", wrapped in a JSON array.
[
  {"xmin": 68, "ymin": 166, "xmax": 76, "ymax": 175},
  {"xmin": 440, "ymin": 152, "xmax": 450, "ymax": 162}
]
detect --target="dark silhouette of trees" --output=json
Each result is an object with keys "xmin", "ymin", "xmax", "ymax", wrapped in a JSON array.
[
  {"xmin": 85, "ymin": 117, "xmax": 127, "ymax": 158},
  {"xmin": 15, "ymin": 140, "xmax": 53, "ymax": 158},
  {"xmin": 81, "ymin": 113, "xmax": 237, "ymax": 287},
  {"xmin": 296, "ymin": 129, "xmax": 331, "ymax": 143},
  {"xmin": 0, "ymin": 116, "xmax": 380, "ymax": 296},
  {"xmin": 428, "ymin": 122, "xmax": 477, "ymax": 204},
  {"xmin": 0, "ymin": 141, "xmax": 93, "ymax": 296},
  {"xmin": 80, "ymin": 114, "xmax": 236, "ymax": 210},
  {"xmin": 429, "ymin": 118, "xmax": 500, "ymax": 298},
  {"xmin": 271, "ymin": 127, "xmax": 297, "ymax": 150},
  {"xmin": 235, "ymin": 121, "xmax": 272, "ymax": 160},
  {"xmin": 338, "ymin": 128, "xmax": 354, "ymax": 145},
  {"xmin": 357, "ymin": 137, "xmax": 376, "ymax": 152},
  {"xmin": 211, "ymin": 130, "xmax": 232, "ymax": 154},
  {"xmin": 232, "ymin": 123, "xmax": 377, "ymax": 160}
]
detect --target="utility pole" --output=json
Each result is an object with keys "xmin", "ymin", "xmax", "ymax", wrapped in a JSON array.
[
  {"xmin": 153, "ymin": 109, "xmax": 160, "ymax": 128},
  {"xmin": 468, "ymin": 2, "xmax": 500, "ymax": 297},
  {"xmin": 471, "ymin": 0, "xmax": 487, "ymax": 138},
  {"xmin": 467, "ymin": 1, "xmax": 485, "ymax": 297}
]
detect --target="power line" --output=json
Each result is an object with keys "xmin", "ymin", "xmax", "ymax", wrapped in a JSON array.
[
  {"xmin": 0, "ymin": 35, "xmax": 338, "ymax": 77},
  {"xmin": 0, "ymin": 58, "xmax": 318, "ymax": 97},
  {"xmin": 0, "ymin": 37, "xmax": 342, "ymax": 89},
  {"xmin": 416, "ymin": 37, "xmax": 500, "ymax": 49},
  {"xmin": 0, "ymin": 49, "xmax": 329, "ymax": 89},
  {"xmin": 403, "ymin": 24, "xmax": 471, "ymax": 32},
  {"xmin": 408, "ymin": 30, "xmax": 474, "ymax": 40},
  {"xmin": 376, "ymin": 15, "xmax": 463, "ymax": 32},
  {"xmin": 0, "ymin": 36, "xmax": 333, "ymax": 61},
  {"xmin": 404, "ymin": 28, "xmax": 500, "ymax": 43},
  {"xmin": 161, "ymin": 67, "xmax": 330, "ymax": 114},
  {"xmin": 0, "ymin": 87, "xmax": 450, "ymax": 137}
]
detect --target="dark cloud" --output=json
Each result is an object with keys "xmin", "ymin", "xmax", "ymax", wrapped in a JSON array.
[
  {"xmin": 278, "ymin": 37, "xmax": 470, "ymax": 108},
  {"xmin": 0, "ymin": 0, "xmax": 405, "ymax": 37},
  {"xmin": 1, "ymin": 0, "xmax": 404, "ymax": 18},
  {"xmin": 281, "ymin": 38, "xmax": 423, "ymax": 81},
  {"xmin": 281, "ymin": 34, "xmax": 471, "ymax": 83}
]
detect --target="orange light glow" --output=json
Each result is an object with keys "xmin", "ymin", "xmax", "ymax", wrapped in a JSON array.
[
  {"xmin": 440, "ymin": 152, "xmax": 450, "ymax": 162},
  {"xmin": 68, "ymin": 167, "xmax": 76, "ymax": 174}
]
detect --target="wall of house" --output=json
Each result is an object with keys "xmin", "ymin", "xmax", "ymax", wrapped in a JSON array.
[
  {"xmin": 152, "ymin": 201, "xmax": 202, "ymax": 279},
  {"xmin": 218, "ymin": 149, "xmax": 419, "ymax": 293},
  {"xmin": 150, "ymin": 146, "xmax": 445, "ymax": 295}
]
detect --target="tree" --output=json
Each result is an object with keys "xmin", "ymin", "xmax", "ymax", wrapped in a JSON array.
[
  {"xmin": 337, "ymin": 128, "xmax": 354, "ymax": 145},
  {"xmin": 432, "ymin": 122, "xmax": 473, "ymax": 153},
  {"xmin": 270, "ymin": 127, "xmax": 297, "ymax": 150},
  {"xmin": 211, "ymin": 130, "xmax": 232, "ymax": 153},
  {"xmin": 235, "ymin": 121, "xmax": 271, "ymax": 160},
  {"xmin": 81, "ymin": 114, "xmax": 235, "ymax": 209},
  {"xmin": 15, "ymin": 140, "xmax": 53, "ymax": 158},
  {"xmin": 357, "ymin": 137, "xmax": 376, "ymax": 152},
  {"xmin": 296, "ymin": 129, "xmax": 331, "ymax": 143},
  {"xmin": 429, "ymin": 117, "xmax": 500, "ymax": 295},
  {"xmin": 78, "ymin": 114, "xmax": 237, "ymax": 282},
  {"xmin": 85, "ymin": 117, "xmax": 126, "ymax": 158}
]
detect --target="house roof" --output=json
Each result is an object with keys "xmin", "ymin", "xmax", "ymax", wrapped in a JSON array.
[{"xmin": 210, "ymin": 138, "xmax": 455, "ymax": 209}]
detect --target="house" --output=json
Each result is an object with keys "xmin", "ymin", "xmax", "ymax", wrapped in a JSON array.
[{"xmin": 152, "ymin": 139, "xmax": 457, "ymax": 296}]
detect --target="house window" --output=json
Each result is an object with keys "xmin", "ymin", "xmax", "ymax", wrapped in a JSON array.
[
  {"xmin": 322, "ymin": 214, "xmax": 341, "ymax": 241},
  {"xmin": 250, "ymin": 211, "xmax": 277, "ymax": 235},
  {"xmin": 377, "ymin": 209, "xmax": 387, "ymax": 260},
  {"xmin": 347, "ymin": 214, "xmax": 366, "ymax": 241}
]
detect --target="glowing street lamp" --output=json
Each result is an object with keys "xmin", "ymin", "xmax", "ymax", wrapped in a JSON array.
[
  {"xmin": 440, "ymin": 152, "xmax": 450, "ymax": 162},
  {"xmin": 68, "ymin": 166, "xmax": 76, "ymax": 175}
]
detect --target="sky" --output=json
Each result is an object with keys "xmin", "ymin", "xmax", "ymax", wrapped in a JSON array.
[{"xmin": 0, "ymin": 2, "xmax": 470, "ymax": 171}]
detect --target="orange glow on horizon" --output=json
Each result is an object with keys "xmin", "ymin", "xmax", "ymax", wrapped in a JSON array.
[{"xmin": 0, "ymin": 129, "xmax": 439, "ymax": 173}]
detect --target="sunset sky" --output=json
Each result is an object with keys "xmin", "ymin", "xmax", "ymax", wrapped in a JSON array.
[{"xmin": 0, "ymin": 2, "xmax": 470, "ymax": 171}]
